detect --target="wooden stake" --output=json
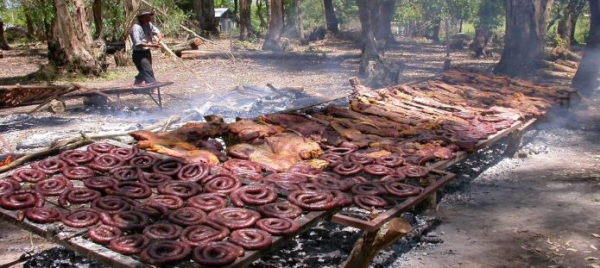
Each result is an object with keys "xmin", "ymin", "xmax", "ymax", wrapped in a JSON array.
[{"xmin": 342, "ymin": 218, "xmax": 412, "ymax": 268}]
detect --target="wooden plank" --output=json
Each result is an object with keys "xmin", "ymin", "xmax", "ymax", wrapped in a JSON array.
[
  {"xmin": 331, "ymin": 170, "xmax": 456, "ymax": 232},
  {"xmin": 475, "ymin": 120, "xmax": 524, "ymax": 150},
  {"xmin": 428, "ymin": 151, "xmax": 468, "ymax": 171},
  {"xmin": 0, "ymin": 205, "xmax": 86, "ymax": 242},
  {"xmin": 67, "ymin": 236, "xmax": 146, "ymax": 268}
]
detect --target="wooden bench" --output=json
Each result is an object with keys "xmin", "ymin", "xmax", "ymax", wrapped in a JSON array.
[
  {"xmin": 64, "ymin": 81, "xmax": 174, "ymax": 109},
  {"xmin": 0, "ymin": 82, "xmax": 174, "ymax": 111}
]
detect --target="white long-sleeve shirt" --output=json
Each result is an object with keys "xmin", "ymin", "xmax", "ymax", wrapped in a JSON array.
[{"xmin": 130, "ymin": 22, "xmax": 160, "ymax": 51}]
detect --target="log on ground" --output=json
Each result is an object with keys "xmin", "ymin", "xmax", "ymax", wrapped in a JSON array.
[
  {"xmin": 169, "ymin": 38, "xmax": 203, "ymax": 57},
  {"xmin": 180, "ymin": 50, "xmax": 361, "ymax": 61}
]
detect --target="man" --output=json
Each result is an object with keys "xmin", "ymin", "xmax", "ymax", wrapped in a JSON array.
[{"xmin": 130, "ymin": 10, "xmax": 163, "ymax": 85}]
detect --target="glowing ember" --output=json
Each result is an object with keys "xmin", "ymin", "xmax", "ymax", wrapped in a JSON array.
[{"xmin": 0, "ymin": 154, "xmax": 14, "ymax": 167}]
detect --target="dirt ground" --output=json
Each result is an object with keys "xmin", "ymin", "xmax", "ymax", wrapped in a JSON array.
[{"xmin": 2, "ymin": 38, "xmax": 599, "ymax": 268}]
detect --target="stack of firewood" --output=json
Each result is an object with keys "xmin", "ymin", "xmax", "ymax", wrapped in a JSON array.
[{"xmin": 538, "ymin": 47, "xmax": 581, "ymax": 80}]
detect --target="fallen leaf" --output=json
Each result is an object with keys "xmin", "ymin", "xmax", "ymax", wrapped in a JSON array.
[
  {"xmin": 591, "ymin": 244, "xmax": 598, "ymax": 251},
  {"xmin": 592, "ymin": 234, "xmax": 600, "ymax": 238},
  {"xmin": 587, "ymin": 264, "xmax": 600, "ymax": 268},
  {"xmin": 566, "ymin": 248, "xmax": 578, "ymax": 252},
  {"xmin": 586, "ymin": 257, "xmax": 599, "ymax": 261}
]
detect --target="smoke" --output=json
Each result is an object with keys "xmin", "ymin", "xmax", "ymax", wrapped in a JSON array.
[{"xmin": 182, "ymin": 85, "xmax": 328, "ymax": 122}]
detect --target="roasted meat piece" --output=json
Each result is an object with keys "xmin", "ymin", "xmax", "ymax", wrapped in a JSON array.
[
  {"xmin": 265, "ymin": 133, "xmax": 323, "ymax": 160},
  {"xmin": 227, "ymin": 119, "xmax": 284, "ymax": 143},
  {"xmin": 170, "ymin": 117, "xmax": 227, "ymax": 144},
  {"xmin": 130, "ymin": 130, "xmax": 220, "ymax": 165},
  {"xmin": 259, "ymin": 113, "xmax": 327, "ymax": 140},
  {"xmin": 227, "ymin": 143, "xmax": 298, "ymax": 172}
]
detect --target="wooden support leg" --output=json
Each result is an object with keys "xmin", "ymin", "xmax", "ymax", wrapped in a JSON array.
[
  {"xmin": 504, "ymin": 129, "xmax": 524, "ymax": 157},
  {"xmin": 342, "ymin": 218, "xmax": 412, "ymax": 268},
  {"xmin": 157, "ymin": 87, "xmax": 162, "ymax": 109}
]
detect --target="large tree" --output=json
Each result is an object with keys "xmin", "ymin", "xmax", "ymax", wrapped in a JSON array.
[
  {"xmin": 92, "ymin": 0, "xmax": 103, "ymax": 40},
  {"xmin": 0, "ymin": 16, "xmax": 10, "ymax": 50},
  {"xmin": 375, "ymin": 0, "xmax": 397, "ymax": 43},
  {"xmin": 356, "ymin": 0, "xmax": 398, "ymax": 87},
  {"xmin": 557, "ymin": 0, "xmax": 586, "ymax": 46},
  {"xmin": 323, "ymin": 0, "xmax": 339, "ymax": 33},
  {"xmin": 471, "ymin": 0, "xmax": 504, "ymax": 57},
  {"xmin": 494, "ymin": 0, "xmax": 555, "ymax": 77},
  {"xmin": 194, "ymin": 0, "xmax": 219, "ymax": 36},
  {"xmin": 256, "ymin": 0, "xmax": 268, "ymax": 28},
  {"xmin": 572, "ymin": 0, "xmax": 600, "ymax": 96},
  {"xmin": 239, "ymin": 0, "xmax": 257, "ymax": 40},
  {"xmin": 262, "ymin": 0, "xmax": 284, "ymax": 50},
  {"xmin": 357, "ymin": 0, "xmax": 379, "ymax": 76},
  {"xmin": 48, "ymin": 0, "xmax": 103, "ymax": 75},
  {"xmin": 285, "ymin": 0, "xmax": 304, "ymax": 40}
]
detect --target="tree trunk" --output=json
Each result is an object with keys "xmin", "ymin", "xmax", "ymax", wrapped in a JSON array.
[
  {"xmin": 73, "ymin": 0, "xmax": 93, "ymax": 45},
  {"xmin": 471, "ymin": 28, "xmax": 492, "ymax": 57},
  {"xmin": 298, "ymin": 1, "xmax": 305, "ymax": 41},
  {"xmin": 375, "ymin": 0, "xmax": 396, "ymax": 43},
  {"xmin": 569, "ymin": 12, "xmax": 579, "ymax": 45},
  {"xmin": 92, "ymin": 0, "xmax": 103, "ymax": 40},
  {"xmin": 323, "ymin": 0, "xmax": 339, "ymax": 33},
  {"xmin": 431, "ymin": 18, "xmax": 441, "ymax": 42},
  {"xmin": 122, "ymin": 0, "xmax": 140, "ymax": 41},
  {"xmin": 171, "ymin": 37, "xmax": 203, "ymax": 56},
  {"xmin": 494, "ymin": 0, "xmax": 554, "ymax": 77},
  {"xmin": 263, "ymin": 0, "xmax": 284, "ymax": 51},
  {"xmin": 24, "ymin": 5, "xmax": 35, "ymax": 37},
  {"xmin": 557, "ymin": 0, "xmax": 584, "ymax": 48},
  {"xmin": 194, "ymin": 0, "xmax": 219, "ymax": 36},
  {"xmin": 572, "ymin": 0, "xmax": 600, "ymax": 96},
  {"xmin": 48, "ymin": 0, "xmax": 103, "ymax": 75},
  {"xmin": 233, "ymin": 0, "xmax": 240, "ymax": 24},
  {"xmin": 0, "ymin": 18, "xmax": 10, "ymax": 50},
  {"xmin": 357, "ymin": 0, "xmax": 378, "ymax": 76},
  {"xmin": 116, "ymin": 0, "xmax": 139, "ymax": 67},
  {"xmin": 285, "ymin": 0, "xmax": 303, "ymax": 39},
  {"xmin": 240, "ymin": 0, "xmax": 257, "ymax": 40},
  {"xmin": 266, "ymin": 0, "xmax": 271, "ymax": 26},
  {"xmin": 256, "ymin": 0, "xmax": 267, "ymax": 28}
]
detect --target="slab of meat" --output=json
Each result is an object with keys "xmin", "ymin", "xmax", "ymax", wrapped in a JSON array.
[
  {"xmin": 227, "ymin": 119, "xmax": 284, "ymax": 144},
  {"xmin": 265, "ymin": 133, "xmax": 323, "ymax": 160},
  {"xmin": 227, "ymin": 143, "xmax": 298, "ymax": 172},
  {"xmin": 170, "ymin": 118, "xmax": 227, "ymax": 145},
  {"xmin": 130, "ymin": 131, "xmax": 220, "ymax": 165},
  {"xmin": 259, "ymin": 114, "xmax": 327, "ymax": 141},
  {"xmin": 314, "ymin": 113, "xmax": 403, "ymax": 138}
]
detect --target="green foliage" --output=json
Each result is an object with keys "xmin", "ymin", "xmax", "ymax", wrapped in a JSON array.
[
  {"xmin": 547, "ymin": 30, "xmax": 569, "ymax": 48},
  {"xmin": 333, "ymin": 0, "xmax": 358, "ymax": 25},
  {"xmin": 100, "ymin": 0, "xmax": 125, "ymax": 41},
  {"xmin": 473, "ymin": 0, "xmax": 504, "ymax": 31},
  {"xmin": 0, "ymin": 3, "xmax": 26, "ymax": 26},
  {"xmin": 574, "ymin": 13, "xmax": 591, "ymax": 44},
  {"xmin": 395, "ymin": 0, "xmax": 424, "ymax": 26},
  {"xmin": 300, "ymin": 0, "xmax": 326, "ymax": 30},
  {"xmin": 149, "ymin": 0, "xmax": 189, "ymax": 37},
  {"xmin": 446, "ymin": 0, "xmax": 478, "ymax": 22}
]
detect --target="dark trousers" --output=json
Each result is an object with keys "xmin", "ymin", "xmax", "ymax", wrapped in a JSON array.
[{"xmin": 132, "ymin": 50, "xmax": 156, "ymax": 84}]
